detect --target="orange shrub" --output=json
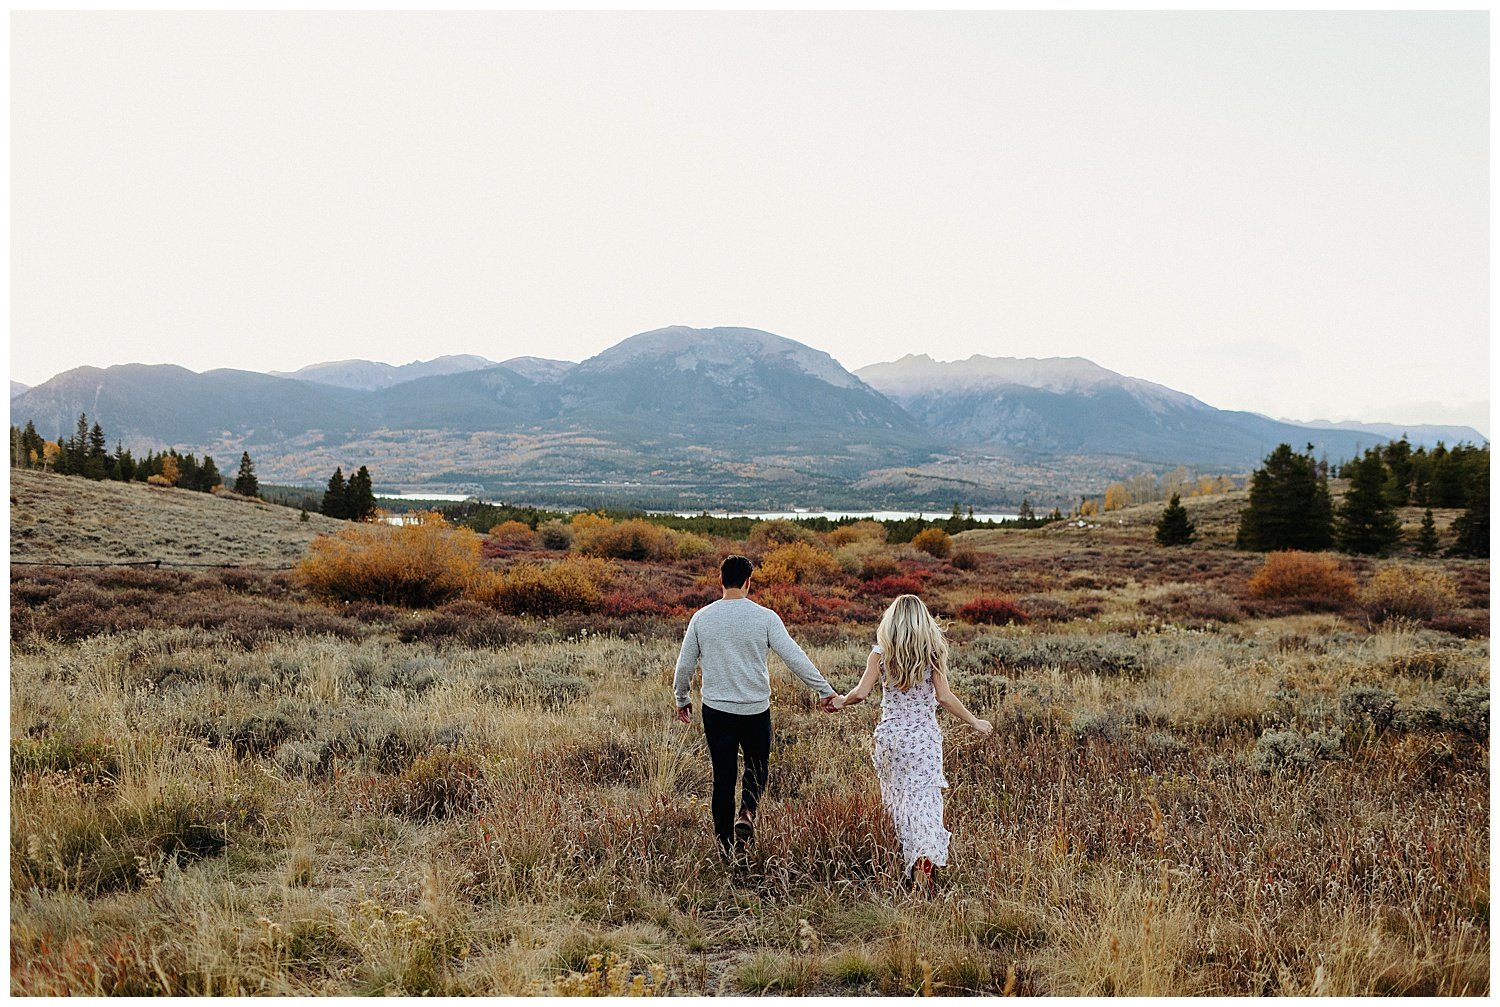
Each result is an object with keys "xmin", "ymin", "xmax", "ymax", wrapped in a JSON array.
[
  {"xmin": 488, "ymin": 520, "xmax": 537, "ymax": 546},
  {"xmin": 911, "ymin": 527, "xmax": 952, "ymax": 558},
  {"xmin": 826, "ymin": 521, "xmax": 888, "ymax": 547},
  {"xmin": 567, "ymin": 512, "xmax": 613, "ymax": 552},
  {"xmin": 1247, "ymin": 551, "xmax": 1357, "ymax": 605},
  {"xmin": 747, "ymin": 519, "xmax": 821, "ymax": 552},
  {"xmin": 1362, "ymin": 565, "xmax": 1459, "ymax": 622},
  {"xmin": 755, "ymin": 583, "xmax": 816, "ymax": 622},
  {"xmin": 478, "ymin": 557, "xmax": 611, "ymax": 616},
  {"xmin": 298, "ymin": 516, "xmax": 482, "ymax": 607},
  {"xmin": 578, "ymin": 518, "xmax": 678, "ymax": 561},
  {"xmin": 757, "ymin": 541, "xmax": 841, "ymax": 586}
]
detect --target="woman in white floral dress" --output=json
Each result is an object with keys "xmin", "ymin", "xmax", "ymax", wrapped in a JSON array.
[{"xmin": 832, "ymin": 594, "xmax": 992, "ymax": 892}]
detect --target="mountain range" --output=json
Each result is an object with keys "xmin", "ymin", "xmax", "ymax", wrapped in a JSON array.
[{"xmin": 9, "ymin": 326, "xmax": 1487, "ymax": 509}]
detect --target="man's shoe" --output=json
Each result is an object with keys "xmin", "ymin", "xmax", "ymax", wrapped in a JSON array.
[{"xmin": 733, "ymin": 819, "xmax": 754, "ymax": 848}]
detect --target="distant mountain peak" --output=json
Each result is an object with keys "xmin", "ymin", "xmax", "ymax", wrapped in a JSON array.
[
  {"xmin": 500, "ymin": 356, "xmax": 575, "ymax": 383},
  {"xmin": 270, "ymin": 354, "xmax": 499, "ymax": 391},
  {"xmin": 584, "ymin": 326, "xmax": 862, "ymax": 390},
  {"xmin": 857, "ymin": 353, "xmax": 1196, "ymax": 407}
]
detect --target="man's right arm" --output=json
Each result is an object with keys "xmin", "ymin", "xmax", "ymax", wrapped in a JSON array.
[
  {"xmin": 673, "ymin": 616, "xmax": 700, "ymax": 709},
  {"xmin": 766, "ymin": 613, "xmax": 835, "ymax": 699}
]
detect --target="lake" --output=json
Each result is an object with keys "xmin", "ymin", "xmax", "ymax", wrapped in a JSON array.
[{"xmin": 375, "ymin": 493, "xmax": 1021, "ymax": 524}]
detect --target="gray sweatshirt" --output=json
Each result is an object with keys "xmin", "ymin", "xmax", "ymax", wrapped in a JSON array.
[{"xmin": 673, "ymin": 597, "xmax": 835, "ymax": 715}]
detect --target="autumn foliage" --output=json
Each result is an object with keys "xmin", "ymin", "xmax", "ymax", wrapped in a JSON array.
[
  {"xmin": 298, "ymin": 514, "xmax": 482, "ymax": 607},
  {"xmin": 477, "ymin": 558, "xmax": 612, "ymax": 616},
  {"xmin": 911, "ymin": 527, "xmax": 952, "ymax": 558},
  {"xmin": 1362, "ymin": 564, "xmax": 1460, "ymax": 623},
  {"xmin": 756, "ymin": 541, "xmax": 841, "ymax": 586},
  {"xmin": 1246, "ymin": 551, "xmax": 1357, "ymax": 606}
]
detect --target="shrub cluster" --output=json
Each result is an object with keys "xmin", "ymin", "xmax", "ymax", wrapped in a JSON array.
[
  {"xmin": 298, "ymin": 517, "xmax": 482, "ymax": 607},
  {"xmin": 576, "ymin": 518, "xmax": 678, "ymax": 561},
  {"xmin": 911, "ymin": 527, "xmax": 952, "ymax": 558},
  {"xmin": 1362, "ymin": 565, "xmax": 1460, "ymax": 623},
  {"xmin": 478, "ymin": 558, "xmax": 611, "ymax": 616},
  {"xmin": 863, "ymin": 574, "xmax": 925, "ymax": 598},
  {"xmin": 757, "ymin": 541, "xmax": 842, "ymax": 586},
  {"xmin": 488, "ymin": 520, "xmax": 537, "ymax": 546},
  {"xmin": 956, "ymin": 597, "xmax": 1029, "ymax": 626},
  {"xmin": 1246, "ymin": 551, "xmax": 1357, "ymax": 608}
]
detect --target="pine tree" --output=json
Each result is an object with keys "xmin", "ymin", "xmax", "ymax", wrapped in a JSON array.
[
  {"xmin": 84, "ymin": 421, "xmax": 109, "ymax": 480},
  {"xmin": 1018, "ymin": 498, "xmax": 1035, "ymax": 521},
  {"xmin": 1235, "ymin": 443, "xmax": 1334, "ymax": 551},
  {"xmin": 113, "ymin": 442, "xmax": 136, "ymax": 482},
  {"xmin": 1154, "ymin": 493, "xmax": 1196, "ymax": 546},
  {"xmin": 1415, "ymin": 508, "xmax": 1439, "ymax": 557},
  {"xmin": 1447, "ymin": 450, "xmax": 1490, "ymax": 558},
  {"xmin": 233, "ymin": 451, "xmax": 260, "ymax": 497},
  {"xmin": 20, "ymin": 421, "xmax": 43, "ymax": 468},
  {"xmin": 347, "ymin": 465, "xmax": 377, "ymax": 521},
  {"xmin": 322, "ymin": 467, "xmax": 349, "ymax": 519},
  {"xmin": 1335, "ymin": 448, "xmax": 1402, "ymax": 555},
  {"xmin": 198, "ymin": 455, "xmax": 222, "ymax": 492},
  {"xmin": 1381, "ymin": 437, "xmax": 1414, "ymax": 507}
]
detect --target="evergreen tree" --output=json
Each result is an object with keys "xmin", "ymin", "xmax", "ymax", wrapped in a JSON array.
[
  {"xmin": 1235, "ymin": 443, "xmax": 1334, "ymax": 551},
  {"xmin": 1335, "ymin": 448, "xmax": 1402, "ymax": 555},
  {"xmin": 233, "ymin": 451, "xmax": 260, "ymax": 497},
  {"xmin": 197, "ymin": 455, "xmax": 222, "ymax": 492},
  {"xmin": 1381, "ymin": 436, "xmax": 1414, "ymax": 507},
  {"xmin": 1447, "ymin": 450, "xmax": 1490, "ymax": 558},
  {"xmin": 1428, "ymin": 442, "xmax": 1467, "ymax": 507},
  {"xmin": 20, "ymin": 421, "xmax": 43, "ymax": 468},
  {"xmin": 113, "ymin": 442, "xmax": 136, "ymax": 482},
  {"xmin": 1415, "ymin": 508, "xmax": 1439, "ymax": 557},
  {"xmin": 1154, "ymin": 493, "xmax": 1196, "ymax": 546},
  {"xmin": 322, "ymin": 467, "xmax": 349, "ymax": 519},
  {"xmin": 1018, "ymin": 498, "xmax": 1035, "ymax": 521},
  {"xmin": 84, "ymin": 421, "xmax": 109, "ymax": 480},
  {"xmin": 56, "ymin": 414, "xmax": 89, "ymax": 476},
  {"xmin": 177, "ymin": 452, "xmax": 201, "ymax": 491},
  {"xmin": 347, "ymin": 465, "xmax": 378, "ymax": 521}
]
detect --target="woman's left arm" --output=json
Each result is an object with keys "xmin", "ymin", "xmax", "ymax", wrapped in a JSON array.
[{"xmin": 932, "ymin": 668, "xmax": 992, "ymax": 735}]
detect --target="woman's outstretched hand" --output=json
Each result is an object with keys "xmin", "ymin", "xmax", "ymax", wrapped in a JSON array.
[{"xmin": 971, "ymin": 718, "xmax": 993, "ymax": 736}]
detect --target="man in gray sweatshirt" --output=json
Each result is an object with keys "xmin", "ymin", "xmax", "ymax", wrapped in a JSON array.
[{"xmin": 674, "ymin": 554, "xmax": 838, "ymax": 854}]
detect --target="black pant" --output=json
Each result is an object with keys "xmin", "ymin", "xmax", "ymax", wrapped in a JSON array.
[{"xmin": 701, "ymin": 703, "xmax": 771, "ymax": 851}]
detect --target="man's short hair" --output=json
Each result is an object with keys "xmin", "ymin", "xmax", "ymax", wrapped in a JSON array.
[{"xmin": 721, "ymin": 555, "xmax": 754, "ymax": 588}]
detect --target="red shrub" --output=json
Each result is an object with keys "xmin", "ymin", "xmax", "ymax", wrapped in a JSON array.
[
  {"xmin": 862, "ymin": 575, "xmax": 926, "ymax": 598},
  {"xmin": 600, "ymin": 588, "xmax": 675, "ymax": 618},
  {"xmin": 957, "ymin": 597, "xmax": 1030, "ymax": 626}
]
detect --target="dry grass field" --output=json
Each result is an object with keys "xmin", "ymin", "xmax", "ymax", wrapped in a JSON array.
[
  {"xmin": 9, "ymin": 470, "xmax": 1489, "ymax": 995},
  {"xmin": 10, "ymin": 468, "xmax": 343, "ymax": 567}
]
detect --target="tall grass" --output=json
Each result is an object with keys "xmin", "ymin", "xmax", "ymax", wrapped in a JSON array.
[{"xmin": 10, "ymin": 548, "xmax": 1489, "ymax": 995}]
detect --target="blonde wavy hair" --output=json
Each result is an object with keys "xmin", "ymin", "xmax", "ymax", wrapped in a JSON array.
[{"xmin": 875, "ymin": 594, "xmax": 948, "ymax": 692}]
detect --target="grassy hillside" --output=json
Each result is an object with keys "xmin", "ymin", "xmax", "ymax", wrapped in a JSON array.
[{"xmin": 10, "ymin": 469, "xmax": 344, "ymax": 567}]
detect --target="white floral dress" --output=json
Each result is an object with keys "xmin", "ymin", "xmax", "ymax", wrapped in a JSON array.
[{"xmin": 870, "ymin": 645, "xmax": 951, "ymax": 872}]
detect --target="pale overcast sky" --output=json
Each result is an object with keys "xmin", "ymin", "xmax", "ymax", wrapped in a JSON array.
[{"xmin": 11, "ymin": 12, "xmax": 1489, "ymax": 434}]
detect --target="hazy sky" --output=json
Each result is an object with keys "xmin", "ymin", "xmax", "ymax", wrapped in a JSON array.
[{"xmin": 12, "ymin": 12, "xmax": 1489, "ymax": 434}]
